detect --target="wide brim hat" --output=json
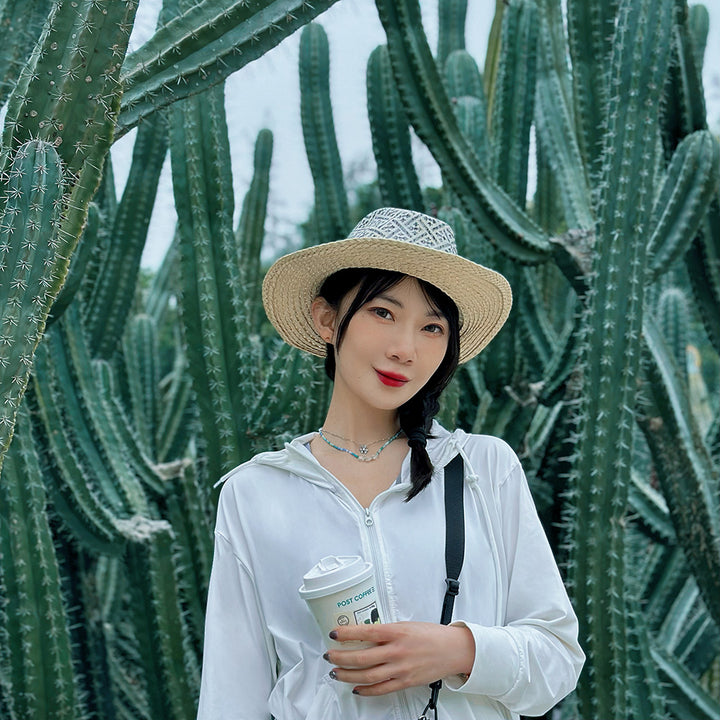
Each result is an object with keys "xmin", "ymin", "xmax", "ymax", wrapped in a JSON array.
[{"xmin": 262, "ymin": 207, "xmax": 512, "ymax": 364}]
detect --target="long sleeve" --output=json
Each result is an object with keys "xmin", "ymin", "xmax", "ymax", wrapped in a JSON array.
[
  {"xmin": 196, "ymin": 530, "xmax": 276, "ymax": 720},
  {"xmin": 446, "ymin": 453, "xmax": 585, "ymax": 716}
]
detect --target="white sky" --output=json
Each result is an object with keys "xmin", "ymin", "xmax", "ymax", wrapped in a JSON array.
[{"xmin": 110, "ymin": 0, "xmax": 720, "ymax": 270}]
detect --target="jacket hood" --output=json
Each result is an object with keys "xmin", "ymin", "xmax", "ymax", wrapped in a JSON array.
[{"xmin": 235, "ymin": 421, "xmax": 470, "ymax": 491}]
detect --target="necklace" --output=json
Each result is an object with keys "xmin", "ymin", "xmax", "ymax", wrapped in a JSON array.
[{"xmin": 317, "ymin": 427, "xmax": 403, "ymax": 462}]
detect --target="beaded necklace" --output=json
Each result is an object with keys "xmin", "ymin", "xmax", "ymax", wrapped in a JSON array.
[{"xmin": 317, "ymin": 427, "xmax": 403, "ymax": 462}]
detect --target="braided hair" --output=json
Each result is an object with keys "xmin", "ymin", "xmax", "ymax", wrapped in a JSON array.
[{"xmin": 317, "ymin": 268, "xmax": 461, "ymax": 501}]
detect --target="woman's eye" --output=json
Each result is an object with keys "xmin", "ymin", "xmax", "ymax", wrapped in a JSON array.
[
  {"xmin": 372, "ymin": 307, "xmax": 392, "ymax": 319},
  {"xmin": 424, "ymin": 323, "xmax": 445, "ymax": 334}
]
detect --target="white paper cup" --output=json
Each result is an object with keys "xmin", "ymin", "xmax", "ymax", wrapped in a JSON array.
[{"xmin": 299, "ymin": 555, "xmax": 383, "ymax": 648}]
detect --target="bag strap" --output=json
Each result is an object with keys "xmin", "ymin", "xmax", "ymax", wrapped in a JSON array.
[{"xmin": 420, "ymin": 454, "xmax": 465, "ymax": 720}]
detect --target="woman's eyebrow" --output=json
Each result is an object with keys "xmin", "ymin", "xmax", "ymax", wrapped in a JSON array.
[{"xmin": 375, "ymin": 293, "xmax": 445, "ymax": 319}]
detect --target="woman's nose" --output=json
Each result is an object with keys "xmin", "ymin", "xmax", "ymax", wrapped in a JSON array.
[{"xmin": 387, "ymin": 327, "xmax": 416, "ymax": 363}]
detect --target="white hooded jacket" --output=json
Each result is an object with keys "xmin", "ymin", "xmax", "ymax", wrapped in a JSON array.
[{"xmin": 197, "ymin": 423, "xmax": 585, "ymax": 720}]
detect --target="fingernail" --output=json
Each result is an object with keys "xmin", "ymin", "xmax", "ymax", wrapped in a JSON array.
[
  {"xmin": 352, "ymin": 688, "xmax": 360, "ymax": 695},
  {"xmin": 329, "ymin": 631, "xmax": 338, "ymax": 640},
  {"xmin": 329, "ymin": 670, "xmax": 337, "ymax": 680},
  {"xmin": 322, "ymin": 652, "xmax": 330, "ymax": 662}
]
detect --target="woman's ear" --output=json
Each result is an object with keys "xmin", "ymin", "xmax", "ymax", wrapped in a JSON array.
[{"xmin": 311, "ymin": 297, "xmax": 337, "ymax": 345}]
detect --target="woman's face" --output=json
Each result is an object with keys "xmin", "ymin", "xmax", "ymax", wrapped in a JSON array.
[{"xmin": 320, "ymin": 276, "xmax": 450, "ymax": 412}]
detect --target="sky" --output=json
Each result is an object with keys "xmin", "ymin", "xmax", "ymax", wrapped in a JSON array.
[{"xmin": 111, "ymin": 0, "xmax": 720, "ymax": 270}]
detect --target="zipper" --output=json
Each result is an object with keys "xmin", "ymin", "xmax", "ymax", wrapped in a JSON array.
[{"xmin": 362, "ymin": 501, "xmax": 415, "ymax": 720}]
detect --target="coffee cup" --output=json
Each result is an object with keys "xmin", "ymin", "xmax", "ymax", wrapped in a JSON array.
[{"xmin": 299, "ymin": 555, "xmax": 382, "ymax": 648}]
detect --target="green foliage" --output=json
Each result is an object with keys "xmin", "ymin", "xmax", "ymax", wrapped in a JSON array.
[{"xmin": 0, "ymin": 1, "xmax": 718, "ymax": 719}]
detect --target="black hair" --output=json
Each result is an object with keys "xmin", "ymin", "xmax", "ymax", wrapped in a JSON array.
[{"xmin": 317, "ymin": 268, "xmax": 461, "ymax": 501}]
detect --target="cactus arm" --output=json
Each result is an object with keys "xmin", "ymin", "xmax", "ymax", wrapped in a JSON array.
[
  {"xmin": 0, "ymin": 140, "xmax": 64, "ymax": 471},
  {"xmin": 533, "ymin": 0, "xmax": 594, "ymax": 230},
  {"xmin": 118, "ymin": 0, "xmax": 341, "ymax": 137},
  {"xmin": 564, "ymin": 1, "xmax": 676, "ymax": 717},
  {"xmin": 86, "ymin": 113, "xmax": 169, "ymax": 360},
  {"xmin": 236, "ymin": 129, "xmax": 273, "ymax": 334},
  {"xmin": 489, "ymin": 0, "xmax": 538, "ymax": 208},
  {"xmin": 29, "ymin": 365, "xmax": 125, "ymax": 555},
  {"xmin": 638, "ymin": 316, "xmax": 720, "ymax": 628},
  {"xmin": 374, "ymin": 0, "xmax": 552, "ymax": 264},
  {"xmin": 366, "ymin": 45, "xmax": 425, "ymax": 211},
  {"xmin": 650, "ymin": 643, "xmax": 720, "ymax": 720},
  {"xmin": 647, "ymin": 130, "xmax": 720, "ymax": 282},
  {"xmin": 566, "ymin": 0, "xmax": 619, "ymax": 179},
  {"xmin": 146, "ymin": 232, "xmax": 180, "ymax": 329},
  {"xmin": 299, "ymin": 23, "xmax": 350, "ymax": 245},
  {"xmin": 444, "ymin": 49, "xmax": 484, "ymax": 101},
  {"xmin": 629, "ymin": 471, "xmax": 676, "ymax": 544},
  {"xmin": 0, "ymin": 406, "xmax": 81, "ymax": 720},
  {"xmin": 157, "ymin": 345, "xmax": 195, "ymax": 463}
]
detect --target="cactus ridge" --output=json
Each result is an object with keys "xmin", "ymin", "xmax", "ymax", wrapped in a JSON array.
[
  {"xmin": 366, "ymin": 44, "xmax": 424, "ymax": 211},
  {"xmin": 118, "ymin": 0, "xmax": 342, "ymax": 137}
]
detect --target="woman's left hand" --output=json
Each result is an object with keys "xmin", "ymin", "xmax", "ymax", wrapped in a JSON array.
[{"xmin": 325, "ymin": 622, "xmax": 474, "ymax": 696}]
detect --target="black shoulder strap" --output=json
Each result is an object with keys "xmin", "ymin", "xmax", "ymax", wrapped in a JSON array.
[
  {"xmin": 421, "ymin": 453, "xmax": 465, "ymax": 720},
  {"xmin": 440, "ymin": 453, "xmax": 465, "ymax": 625}
]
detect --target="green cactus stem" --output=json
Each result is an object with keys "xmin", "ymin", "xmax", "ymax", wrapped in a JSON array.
[
  {"xmin": 366, "ymin": 45, "xmax": 424, "ymax": 211},
  {"xmin": 534, "ymin": 0, "xmax": 593, "ymax": 230},
  {"xmin": 118, "ymin": 0, "xmax": 342, "ymax": 137},
  {"xmin": 647, "ymin": 130, "xmax": 720, "ymax": 282},
  {"xmin": 0, "ymin": 140, "xmax": 64, "ymax": 471},
  {"xmin": 170, "ymin": 83, "xmax": 256, "ymax": 482},
  {"xmin": 236, "ymin": 129, "xmax": 273, "ymax": 335},
  {"xmin": 436, "ymin": 0, "xmax": 467, "ymax": 66},
  {"xmin": 300, "ymin": 22, "xmax": 350, "ymax": 245},
  {"xmin": 0, "ymin": 405, "xmax": 81, "ymax": 720},
  {"xmin": 564, "ymin": 1, "xmax": 676, "ymax": 717},
  {"xmin": 638, "ymin": 316, "xmax": 720, "ymax": 628},
  {"xmin": 444, "ymin": 49, "xmax": 484, "ymax": 101},
  {"xmin": 86, "ymin": 113, "xmax": 169, "ymax": 360},
  {"xmin": 566, "ymin": 0, "xmax": 620, "ymax": 180}
]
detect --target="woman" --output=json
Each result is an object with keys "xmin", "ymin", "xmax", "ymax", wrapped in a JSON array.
[{"xmin": 197, "ymin": 208, "xmax": 584, "ymax": 720}]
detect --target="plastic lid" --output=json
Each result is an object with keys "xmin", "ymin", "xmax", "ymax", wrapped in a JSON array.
[{"xmin": 298, "ymin": 555, "xmax": 373, "ymax": 599}]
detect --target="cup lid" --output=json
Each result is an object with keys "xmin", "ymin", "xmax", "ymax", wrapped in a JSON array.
[{"xmin": 298, "ymin": 555, "xmax": 373, "ymax": 599}]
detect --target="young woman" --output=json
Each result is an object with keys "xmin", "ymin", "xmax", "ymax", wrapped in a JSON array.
[{"xmin": 197, "ymin": 208, "xmax": 584, "ymax": 720}]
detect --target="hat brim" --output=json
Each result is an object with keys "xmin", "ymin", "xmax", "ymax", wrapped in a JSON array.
[{"xmin": 262, "ymin": 237, "xmax": 512, "ymax": 364}]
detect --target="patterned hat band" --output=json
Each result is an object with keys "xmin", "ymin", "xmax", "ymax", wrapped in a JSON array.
[{"xmin": 262, "ymin": 207, "xmax": 512, "ymax": 364}]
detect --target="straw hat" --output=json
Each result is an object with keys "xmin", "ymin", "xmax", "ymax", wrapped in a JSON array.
[{"xmin": 262, "ymin": 207, "xmax": 512, "ymax": 364}]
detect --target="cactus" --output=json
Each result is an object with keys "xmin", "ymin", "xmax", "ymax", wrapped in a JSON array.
[
  {"xmin": 300, "ymin": 22, "xmax": 350, "ymax": 244},
  {"xmin": 366, "ymin": 45, "xmax": 425, "ymax": 211},
  {"xmin": 0, "ymin": 140, "xmax": 64, "ymax": 469},
  {"xmin": 0, "ymin": 405, "xmax": 81, "ymax": 720}
]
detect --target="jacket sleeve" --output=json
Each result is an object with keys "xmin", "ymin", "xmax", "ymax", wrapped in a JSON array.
[
  {"xmin": 445, "ymin": 454, "xmax": 585, "ymax": 716},
  {"xmin": 196, "ymin": 528, "xmax": 276, "ymax": 720}
]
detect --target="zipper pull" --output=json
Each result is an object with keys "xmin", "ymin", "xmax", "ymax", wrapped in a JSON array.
[{"xmin": 364, "ymin": 508, "xmax": 374, "ymax": 526}]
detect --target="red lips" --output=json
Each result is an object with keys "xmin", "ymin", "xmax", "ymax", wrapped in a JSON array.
[{"xmin": 375, "ymin": 369, "xmax": 409, "ymax": 387}]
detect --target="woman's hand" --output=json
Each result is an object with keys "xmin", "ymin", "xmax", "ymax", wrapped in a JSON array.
[{"xmin": 324, "ymin": 622, "xmax": 474, "ymax": 696}]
